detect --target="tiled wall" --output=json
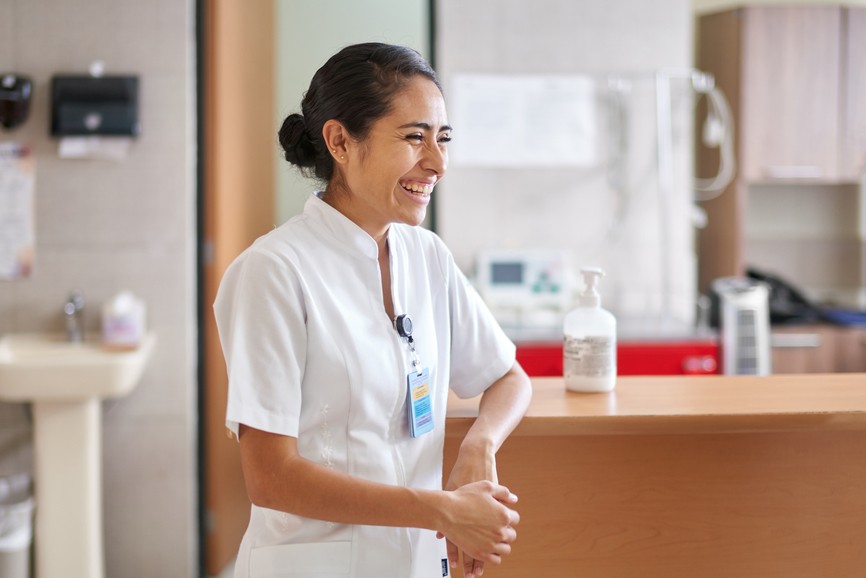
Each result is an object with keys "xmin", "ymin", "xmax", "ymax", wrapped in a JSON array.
[
  {"xmin": 435, "ymin": 0, "xmax": 697, "ymax": 329},
  {"xmin": 0, "ymin": 0, "xmax": 198, "ymax": 575}
]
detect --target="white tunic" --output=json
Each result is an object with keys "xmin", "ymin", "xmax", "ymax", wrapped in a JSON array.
[{"xmin": 214, "ymin": 192, "xmax": 515, "ymax": 578}]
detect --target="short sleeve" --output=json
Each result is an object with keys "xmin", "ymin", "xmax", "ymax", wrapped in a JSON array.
[
  {"xmin": 214, "ymin": 248, "xmax": 306, "ymax": 438},
  {"xmin": 443, "ymin": 249, "xmax": 516, "ymax": 399}
]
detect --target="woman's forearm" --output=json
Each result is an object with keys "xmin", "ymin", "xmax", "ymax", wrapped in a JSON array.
[
  {"xmin": 459, "ymin": 362, "xmax": 532, "ymax": 455},
  {"xmin": 238, "ymin": 424, "xmax": 520, "ymax": 563},
  {"xmin": 239, "ymin": 424, "xmax": 446, "ymax": 529}
]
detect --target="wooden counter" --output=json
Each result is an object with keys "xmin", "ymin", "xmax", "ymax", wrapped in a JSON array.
[{"xmin": 444, "ymin": 375, "xmax": 866, "ymax": 577}]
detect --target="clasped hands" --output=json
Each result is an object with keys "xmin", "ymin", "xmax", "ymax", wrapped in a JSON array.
[{"xmin": 438, "ymin": 448, "xmax": 519, "ymax": 578}]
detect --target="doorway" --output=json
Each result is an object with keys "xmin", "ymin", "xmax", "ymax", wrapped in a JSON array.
[{"xmin": 199, "ymin": 0, "xmax": 276, "ymax": 575}]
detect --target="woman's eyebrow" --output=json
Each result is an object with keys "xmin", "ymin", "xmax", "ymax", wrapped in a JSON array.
[{"xmin": 398, "ymin": 122, "xmax": 453, "ymax": 132}]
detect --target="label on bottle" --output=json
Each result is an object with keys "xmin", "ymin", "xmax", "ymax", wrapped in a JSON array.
[{"xmin": 564, "ymin": 335, "xmax": 615, "ymax": 378}]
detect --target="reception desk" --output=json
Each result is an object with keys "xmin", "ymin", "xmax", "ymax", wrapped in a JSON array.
[{"xmin": 444, "ymin": 375, "xmax": 866, "ymax": 577}]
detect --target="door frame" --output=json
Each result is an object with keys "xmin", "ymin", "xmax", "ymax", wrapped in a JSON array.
[{"xmin": 198, "ymin": 0, "xmax": 276, "ymax": 575}]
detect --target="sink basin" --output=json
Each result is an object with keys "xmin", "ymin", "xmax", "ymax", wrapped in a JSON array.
[
  {"xmin": 0, "ymin": 331, "xmax": 154, "ymax": 578},
  {"xmin": 0, "ymin": 333, "xmax": 154, "ymax": 401}
]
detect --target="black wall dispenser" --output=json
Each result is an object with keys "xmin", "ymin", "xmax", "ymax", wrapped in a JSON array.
[
  {"xmin": 50, "ymin": 74, "xmax": 139, "ymax": 137},
  {"xmin": 0, "ymin": 74, "xmax": 33, "ymax": 130}
]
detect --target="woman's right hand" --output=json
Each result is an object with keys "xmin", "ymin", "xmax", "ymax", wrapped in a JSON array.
[{"xmin": 438, "ymin": 480, "xmax": 520, "ymax": 573}]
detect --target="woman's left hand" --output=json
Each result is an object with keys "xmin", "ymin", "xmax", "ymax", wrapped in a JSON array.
[
  {"xmin": 441, "ymin": 363, "xmax": 531, "ymax": 577},
  {"xmin": 441, "ymin": 443, "xmax": 499, "ymax": 578}
]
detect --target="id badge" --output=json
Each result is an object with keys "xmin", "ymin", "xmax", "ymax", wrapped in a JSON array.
[{"xmin": 407, "ymin": 368, "xmax": 434, "ymax": 438}]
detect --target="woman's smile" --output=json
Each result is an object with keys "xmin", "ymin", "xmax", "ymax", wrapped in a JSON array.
[{"xmin": 398, "ymin": 179, "xmax": 437, "ymax": 202}]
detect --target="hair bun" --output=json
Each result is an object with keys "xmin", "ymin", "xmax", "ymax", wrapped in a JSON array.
[{"xmin": 278, "ymin": 113, "xmax": 317, "ymax": 168}]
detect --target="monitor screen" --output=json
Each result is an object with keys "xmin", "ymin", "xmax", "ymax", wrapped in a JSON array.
[{"xmin": 491, "ymin": 262, "xmax": 524, "ymax": 285}]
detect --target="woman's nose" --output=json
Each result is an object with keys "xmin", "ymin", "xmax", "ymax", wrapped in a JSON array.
[{"xmin": 421, "ymin": 142, "xmax": 447, "ymax": 176}]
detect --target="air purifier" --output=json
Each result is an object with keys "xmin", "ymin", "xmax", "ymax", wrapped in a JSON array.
[{"xmin": 711, "ymin": 277, "xmax": 772, "ymax": 375}]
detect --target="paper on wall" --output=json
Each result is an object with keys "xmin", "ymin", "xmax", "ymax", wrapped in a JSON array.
[
  {"xmin": 0, "ymin": 142, "xmax": 35, "ymax": 279},
  {"xmin": 58, "ymin": 137, "xmax": 131, "ymax": 161},
  {"xmin": 449, "ymin": 74, "xmax": 598, "ymax": 168}
]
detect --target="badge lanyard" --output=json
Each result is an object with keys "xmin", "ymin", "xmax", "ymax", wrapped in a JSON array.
[{"xmin": 394, "ymin": 314, "xmax": 433, "ymax": 437}]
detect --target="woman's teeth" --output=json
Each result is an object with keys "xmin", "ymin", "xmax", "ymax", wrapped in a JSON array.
[{"xmin": 401, "ymin": 182, "xmax": 433, "ymax": 196}]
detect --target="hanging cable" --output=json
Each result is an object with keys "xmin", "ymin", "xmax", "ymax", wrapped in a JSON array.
[{"xmin": 693, "ymin": 73, "xmax": 736, "ymax": 201}]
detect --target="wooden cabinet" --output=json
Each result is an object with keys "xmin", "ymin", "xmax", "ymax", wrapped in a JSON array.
[
  {"xmin": 740, "ymin": 7, "xmax": 841, "ymax": 182},
  {"xmin": 771, "ymin": 324, "xmax": 866, "ymax": 374},
  {"xmin": 701, "ymin": 6, "xmax": 866, "ymax": 184},
  {"xmin": 834, "ymin": 325, "xmax": 866, "ymax": 372},
  {"xmin": 696, "ymin": 5, "xmax": 866, "ymax": 292},
  {"xmin": 842, "ymin": 8, "xmax": 866, "ymax": 180}
]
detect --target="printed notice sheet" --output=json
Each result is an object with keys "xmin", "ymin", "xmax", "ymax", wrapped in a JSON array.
[
  {"xmin": 449, "ymin": 74, "xmax": 598, "ymax": 167},
  {"xmin": 0, "ymin": 143, "xmax": 35, "ymax": 279}
]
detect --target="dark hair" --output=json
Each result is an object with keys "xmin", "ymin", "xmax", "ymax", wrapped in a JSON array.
[{"xmin": 278, "ymin": 43, "xmax": 441, "ymax": 181}]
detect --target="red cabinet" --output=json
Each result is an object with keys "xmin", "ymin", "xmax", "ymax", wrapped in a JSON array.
[{"xmin": 517, "ymin": 340, "xmax": 719, "ymax": 377}]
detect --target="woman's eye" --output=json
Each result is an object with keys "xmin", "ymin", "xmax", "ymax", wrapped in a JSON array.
[
  {"xmin": 438, "ymin": 135, "xmax": 452, "ymax": 144},
  {"xmin": 405, "ymin": 134, "xmax": 424, "ymax": 142}
]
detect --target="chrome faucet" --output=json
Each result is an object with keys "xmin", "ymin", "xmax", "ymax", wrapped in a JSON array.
[{"xmin": 64, "ymin": 291, "xmax": 85, "ymax": 342}]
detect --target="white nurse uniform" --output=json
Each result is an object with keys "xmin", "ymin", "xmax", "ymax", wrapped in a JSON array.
[{"xmin": 214, "ymin": 192, "xmax": 515, "ymax": 578}]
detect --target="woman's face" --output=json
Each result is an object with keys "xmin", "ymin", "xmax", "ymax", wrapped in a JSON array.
[{"xmin": 339, "ymin": 76, "xmax": 450, "ymax": 236}]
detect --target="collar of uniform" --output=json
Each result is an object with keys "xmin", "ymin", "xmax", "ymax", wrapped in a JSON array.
[{"xmin": 305, "ymin": 191, "xmax": 386, "ymax": 260}]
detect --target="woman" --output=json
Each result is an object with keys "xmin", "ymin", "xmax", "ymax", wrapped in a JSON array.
[{"xmin": 214, "ymin": 42, "xmax": 532, "ymax": 578}]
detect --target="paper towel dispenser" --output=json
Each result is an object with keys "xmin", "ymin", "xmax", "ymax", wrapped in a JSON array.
[{"xmin": 50, "ymin": 75, "xmax": 139, "ymax": 137}]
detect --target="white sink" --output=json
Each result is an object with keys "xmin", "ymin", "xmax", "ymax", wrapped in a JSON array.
[
  {"xmin": 0, "ymin": 333, "xmax": 154, "ymax": 401},
  {"xmin": 0, "ymin": 332, "xmax": 155, "ymax": 578}
]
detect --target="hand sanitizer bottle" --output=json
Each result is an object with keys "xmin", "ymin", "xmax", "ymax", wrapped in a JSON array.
[{"xmin": 563, "ymin": 268, "xmax": 617, "ymax": 392}]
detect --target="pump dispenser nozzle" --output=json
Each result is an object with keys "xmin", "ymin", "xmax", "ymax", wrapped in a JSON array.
[{"xmin": 579, "ymin": 267, "xmax": 605, "ymax": 307}]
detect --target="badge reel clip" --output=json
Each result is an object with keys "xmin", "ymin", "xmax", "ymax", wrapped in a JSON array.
[
  {"xmin": 394, "ymin": 314, "xmax": 433, "ymax": 437},
  {"xmin": 394, "ymin": 314, "xmax": 421, "ymax": 370}
]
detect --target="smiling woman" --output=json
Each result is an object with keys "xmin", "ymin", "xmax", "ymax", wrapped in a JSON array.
[{"xmin": 213, "ymin": 43, "xmax": 533, "ymax": 578}]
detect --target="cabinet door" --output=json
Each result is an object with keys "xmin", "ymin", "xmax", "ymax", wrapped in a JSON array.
[
  {"xmin": 834, "ymin": 327, "xmax": 866, "ymax": 372},
  {"xmin": 770, "ymin": 325, "xmax": 836, "ymax": 374},
  {"xmin": 741, "ymin": 7, "xmax": 841, "ymax": 182},
  {"xmin": 840, "ymin": 8, "xmax": 866, "ymax": 181},
  {"xmin": 771, "ymin": 325, "xmax": 866, "ymax": 373}
]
